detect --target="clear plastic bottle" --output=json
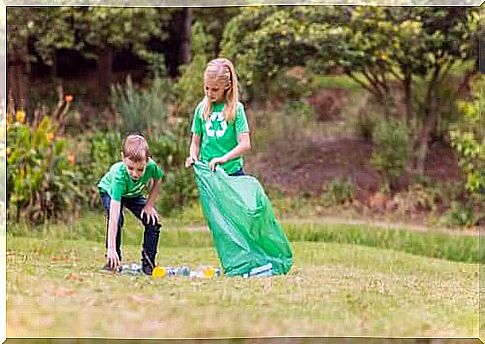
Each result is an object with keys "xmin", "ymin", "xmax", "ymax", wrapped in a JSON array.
[
  {"xmin": 175, "ymin": 265, "xmax": 191, "ymax": 277},
  {"xmin": 190, "ymin": 265, "xmax": 222, "ymax": 278}
]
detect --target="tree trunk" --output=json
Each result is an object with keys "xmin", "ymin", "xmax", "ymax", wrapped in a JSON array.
[
  {"xmin": 97, "ymin": 48, "xmax": 113, "ymax": 89},
  {"xmin": 7, "ymin": 60, "xmax": 29, "ymax": 110},
  {"xmin": 415, "ymin": 109, "xmax": 438, "ymax": 175},
  {"xmin": 414, "ymin": 66, "xmax": 441, "ymax": 175},
  {"xmin": 178, "ymin": 8, "xmax": 192, "ymax": 66}
]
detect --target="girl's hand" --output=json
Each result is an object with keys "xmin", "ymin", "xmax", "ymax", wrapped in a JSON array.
[
  {"xmin": 141, "ymin": 205, "xmax": 160, "ymax": 226},
  {"xmin": 185, "ymin": 156, "xmax": 198, "ymax": 168},
  {"xmin": 209, "ymin": 157, "xmax": 226, "ymax": 171},
  {"xmin": 106, "ymin": 248, "xmax": 120, "ymax": 270}
]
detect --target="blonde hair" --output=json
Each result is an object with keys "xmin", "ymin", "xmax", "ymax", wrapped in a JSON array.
[
  {"xmin": 202, "ymin": 58, "xmax": 239, "ymax": 122},
  {"xmin": 122, "ymin": 134, "xmax": 150, "ymax": 162}
]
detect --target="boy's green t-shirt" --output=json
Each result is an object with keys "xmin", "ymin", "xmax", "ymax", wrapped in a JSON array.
[
  {"xmin": 191, "ymin": 101, "xmax": 250, "ymax": 174},
  {"xmin": 97, "ymin": 158, "xmax": 163, "ymax": 202}
]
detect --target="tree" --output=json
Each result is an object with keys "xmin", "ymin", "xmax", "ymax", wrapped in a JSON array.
[
  {"xmin": 221, "ymin": 6, "xmax": 478, "ymax": 174},
  {"xmin": 7, "ymin": 7, "xmax": 75, "ymax": 107},
  {"xmin": 7, "ymin": 7, "xmax": 169, "ymax": 95}
]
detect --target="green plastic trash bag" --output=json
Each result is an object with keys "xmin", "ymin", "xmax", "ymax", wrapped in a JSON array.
[{"xmin": 192, "ymin": 161, "xmax": 293, "ymax": 276}]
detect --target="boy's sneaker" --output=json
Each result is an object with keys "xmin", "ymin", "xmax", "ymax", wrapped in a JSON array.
[
  {"xmin": 141, "ymin": 262, "xmax": 153, "ymax": 276},
  {"xmin": 100, "ymin": 263, "xmax": 121, "ymax": 273}
]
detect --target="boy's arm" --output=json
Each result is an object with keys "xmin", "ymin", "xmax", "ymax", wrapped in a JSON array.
[
  {"xmin": 107, "ymin": 199, "xmax": 121, "ymax": 268},
  {"xmin": 141, "ymin": 179, "xmax": 162, "ymax": 225}
]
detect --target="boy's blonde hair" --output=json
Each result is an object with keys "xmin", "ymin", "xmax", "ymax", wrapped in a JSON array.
[
  {"xmin": 203, "ymin": 58, "xmax": 239, "ymax": 122},
  {"xmin": 122, "ymin": 134, "xmax": 150, "ymax": 162}
]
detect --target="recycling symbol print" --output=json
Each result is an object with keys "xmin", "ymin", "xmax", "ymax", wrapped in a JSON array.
[{"xmin": 205, "ymin": 112, "xmax": 227, "ymax": 138}]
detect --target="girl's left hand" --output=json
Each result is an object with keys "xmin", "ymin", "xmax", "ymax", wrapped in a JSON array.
[
  {"xmin": 141, "ymin": 205, "xmax": 159, "ymax": 225},
  {"xmin": 209, "ymin": 157, "xmax": 226, "ymax": 171}
]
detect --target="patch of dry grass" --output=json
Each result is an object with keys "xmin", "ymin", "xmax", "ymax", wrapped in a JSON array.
[{"xmin": 7, "ymin": 236, "xmax": 478, "ymax": 338}]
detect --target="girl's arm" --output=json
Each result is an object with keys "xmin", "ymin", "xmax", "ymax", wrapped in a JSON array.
[
  {"xmin": 209, "ymin": 132, "xmax": 251, "ymax": 171},
  {"xmin": 185, "ymin": 134, "xmax": 201, "ymax": 167}
]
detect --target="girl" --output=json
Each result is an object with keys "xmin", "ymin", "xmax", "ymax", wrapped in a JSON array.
[{"xmin": 185, "ymin": 58, "xmax": 251, "ymax": 175}]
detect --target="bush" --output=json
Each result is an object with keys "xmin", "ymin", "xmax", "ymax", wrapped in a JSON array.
[
  {"xmin": 111, "ymin": 76, "xmax": 174, "ymax": 136},
  {"xmin": 322, "ymin": 178, "xmax": 354, "ymax": 206},
  {"xmin": 174, "ymin": 21, "xmax": 213, "ymax": 116},
  {"xmin": 443, "ymin": 201, "xmax": 477, "ymax": 228},
  {"xmin": 7, "ymin": 114, "xmax": 85, "ymax": 224},
  {"xmin": 450, "ymin": 74, "xmax": 484, "ymax": 200},
  {"xmin": 371, "ymin": 119, "xmax": 412, "ymax": 192}
]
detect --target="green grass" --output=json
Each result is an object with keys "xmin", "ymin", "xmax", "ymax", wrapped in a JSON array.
[
  {"xmin": 7, "ymin": 233, "xmax": 478, "ymax": 338},
  {"xmin": 9, "ymin": 211, "xmax": 479, "ymax": 263}
]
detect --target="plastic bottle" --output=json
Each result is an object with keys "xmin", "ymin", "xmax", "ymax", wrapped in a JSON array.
[
  {"xmin": 174, "ymin": 265, "xmax": 191, "ymax": 277},
  {"xmin": 189, "ymin": 265, "xmax": 222, "ymax": 278}
]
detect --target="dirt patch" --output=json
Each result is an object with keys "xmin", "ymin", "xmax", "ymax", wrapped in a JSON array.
[{"xmin": 246, "ymin": 136, "xmax": 462, "ymax": 201}]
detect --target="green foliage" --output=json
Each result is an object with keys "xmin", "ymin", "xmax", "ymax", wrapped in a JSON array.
[
  {"xmin": 265, "ymin": 68, "xmax": 311, "ymax": 102},
  {"xmin": 450, "ymin": 75, "xmax": 484, "ymax": 198},
  {"xmin": 371, "ymin": 119, "xmax": 411, "ymax": 190},
  {"xmin": 322, "ymin": 178, "xmax": 354, "ymax": 206},
  {"xmin": 443, "ymin": 201, "xmax": 477, "ymax": 228},
  {"xmin": 110, "ymin": 76, "xmax": 173, "ymax": 136},
  {"xmin": 7, "ymin": 115, "xmax": 85, "ymax": 224},
  {"xmin": 352, "ymin": 107, "xmax": 379, "ymax": 141},
  {"xmin": 76, "ymin": 131, "xmax": 122, "ymax": 207},
  {"xmin": 284, "ymin": 223, "xmax": 478, "ymax": 263},
  {"xmin": 7, "ymin": 7, "xmax": 168, "ymax": 67},
  {"xmin": 174, "ymin": 22, "xmax": 213, "ymax": 115}
]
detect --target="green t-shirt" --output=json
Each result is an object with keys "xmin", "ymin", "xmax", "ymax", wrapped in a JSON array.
[
  {"xmin": 191, "ymin": 101, "xmax": 250, "ymax": 174},
  {"xmin": 97, "ymin": 158, "xmax": 163, "ymax": 202}
]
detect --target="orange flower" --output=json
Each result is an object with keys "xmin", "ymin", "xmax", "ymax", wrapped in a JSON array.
[
  {"xmin": 46, "ymin": 132, "xmax": 55, "ymax": 143},
  {"xmin": 67, "ymin": 153, "xmax": 76, "ymax": 165},
  {"xmin": 15, "ymin": 110, "xmax": 26, "ymax": 124},
  {"xmin": 64, "ymin": 95, "xmax": 74, "ymax": 103}
]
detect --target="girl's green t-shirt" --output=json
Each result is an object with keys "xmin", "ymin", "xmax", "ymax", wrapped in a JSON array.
[{"xmin": 191, "ymin": 101, "xmax": 250, "ymax": 174}]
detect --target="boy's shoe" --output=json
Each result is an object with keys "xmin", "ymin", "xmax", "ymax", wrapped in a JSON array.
[
  {"xmin": 141, "ymin": 261, "xmax": 153, "ymax": 276},
  {"xmin": 100, "ymin": 263, "xmax": 121, "ymax": 273}
]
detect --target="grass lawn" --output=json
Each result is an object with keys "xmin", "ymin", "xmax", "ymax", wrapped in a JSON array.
[{"xmin": 7, "ymin": 216, "xmax": 478, "ymax": 338}]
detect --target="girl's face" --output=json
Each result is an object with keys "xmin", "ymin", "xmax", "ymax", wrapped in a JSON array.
[{"xmin": 204, "ymin": 77, "xmax": 226, "ymax": 103}]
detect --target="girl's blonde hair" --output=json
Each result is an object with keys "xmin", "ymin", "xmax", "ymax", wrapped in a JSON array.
[
  {"xmin": 122, "ymin": 134, "xmax": 150, "ymax": 162},
  {"xmin": 202, "ymin": 58, "xmax": 239, "ymax": 122}
]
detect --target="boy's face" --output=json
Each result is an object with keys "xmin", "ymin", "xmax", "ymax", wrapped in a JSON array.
[
  {"xmin": 204, "ymin": 77, "xmax": 226, "ymax": 104},
  {"xmin": 123, "ymin": 157, "xmax": 147, "ymax": 181}
]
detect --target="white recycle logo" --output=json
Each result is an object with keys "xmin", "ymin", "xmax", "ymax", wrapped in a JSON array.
[{"xmin": 205, "ymin": 112, "xmax": 227, "ymax": 138}]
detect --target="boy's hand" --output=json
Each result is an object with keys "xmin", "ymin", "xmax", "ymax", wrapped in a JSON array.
[
  {"xmin": 141, "ymin": 205, "xmax": 159, "ymax": 226},
  {"xmin": 106, "ymin": 248, "xmax": 120, "ymax": 270},
  {"xmin": 185, "ymin": 156, "xmax": 197, "ymax": 168}
]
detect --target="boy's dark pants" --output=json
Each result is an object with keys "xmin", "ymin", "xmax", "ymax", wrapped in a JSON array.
[{"xmin": 100, "ymin": 192, "xmax": 161, "ymax": 268}]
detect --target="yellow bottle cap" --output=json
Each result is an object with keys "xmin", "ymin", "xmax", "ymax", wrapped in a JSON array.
[{"xmin": 152, "ymin": 266, "xmax": 166, "ymax": 278}]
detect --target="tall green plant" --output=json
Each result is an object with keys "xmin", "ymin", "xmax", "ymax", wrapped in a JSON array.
[
  {"xmin": 111, "ymin": 76, "xmax": 173, "ymax": 136},
  {"xmin": 450, "ymin": 75, "xmax": 484, "ymax": 200},
  {"xmin": 7, "ymin": 115, "xmax": 85, "ymax": 224},
  {"xmin": 371, "ymin": 119, "xmax": 412, "ymax": 192}
]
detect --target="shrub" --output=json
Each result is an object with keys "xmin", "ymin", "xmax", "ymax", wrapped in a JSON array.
[
  {"xmin": 322, "ymin": 178, "xmax": 354, "ymax": 206},
  {"xmin": 371, "ymin": 119, "xmax": 412, "ymax": 192},
  {"xmin": 7, "ymin": 114, "xmax": 85, "ymax": 224},
  {"xmin": 110, "ymin": 76, "xmax": 174, "ymax": 136}
]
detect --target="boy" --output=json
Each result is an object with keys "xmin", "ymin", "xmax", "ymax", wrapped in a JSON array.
[{"xmin": 98, "ymin": 134, "xmax": 163, "ymax": 275}]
